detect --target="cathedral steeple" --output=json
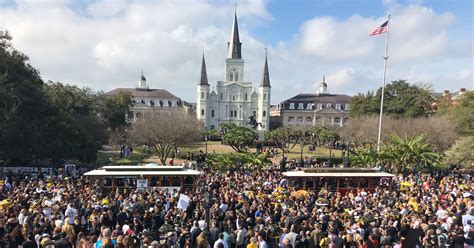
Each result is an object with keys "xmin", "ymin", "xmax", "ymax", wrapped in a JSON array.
[
  {"xmin": 227, "ymin": 11, "xmax": 242, "ymax": 59},
  {"xmin": 199, "ymin": 53, "xmax": 209, "ymax": 85},
  {"xmin": 260, "ymin": 49, "xmax": 270, "ymax": 87}
]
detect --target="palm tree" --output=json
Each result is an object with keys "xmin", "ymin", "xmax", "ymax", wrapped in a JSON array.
[{"xmin": 385, "ymin": 133, "xmax": 440, "ymax": 172}]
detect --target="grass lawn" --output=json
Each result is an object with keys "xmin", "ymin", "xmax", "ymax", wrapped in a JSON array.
[
  {"xmin": 97, "ymin": 141, "xmax": 344, "ymax": 166},
  {"xmin": 180, "ymin": 141, "xmax": 342, "ymax": 159}
]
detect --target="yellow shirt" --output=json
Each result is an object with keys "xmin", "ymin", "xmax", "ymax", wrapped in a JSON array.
[{"xmin": 246, "ymin": 243, "xmax": 258, "ymax": 248}]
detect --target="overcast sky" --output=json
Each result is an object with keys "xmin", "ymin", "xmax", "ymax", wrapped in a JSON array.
[{"xmin": 0, "ymin": 0, "xmax": 472, "ymax": 104}]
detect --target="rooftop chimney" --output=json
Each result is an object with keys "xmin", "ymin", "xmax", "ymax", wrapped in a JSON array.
[
  {"xmin": 459, "ymin": 88, "xmax": 466, "ymax": 96},
  {"xmin": 443, "ymin": 90, "xmax": 450, "ymax": 97}
]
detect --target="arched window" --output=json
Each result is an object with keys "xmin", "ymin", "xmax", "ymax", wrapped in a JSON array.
[
  {"xmin": 334, "ymin": 117, "xmax": 341, "ymax": 126},
  {"xmin": 306, "ymin": 117, "xmax": 312, "ymax": 123},
  {"xmin": 201, "ymin": 92, "xmax": 205, "ymax": 99},
  {"xmin": 263, "ymin": 111, "xmax": 266, "ymax": 117},
  {"xmin": 211, "ymin": 109, "xmax": 215, "ymax": 118},
  {"xmin": 229, "ymin": 74, "xmax": 234, "ymax": 81},
  {"xmin": 245, "ymin": 94, "xmax": 248, "ymax": 101},
  {"xmin": 220, "ymin": 93, "xmax": 223, "ymax": 100},
  {"xmin": 201, "ymin": 109, "xmax": 205, "ymax": 116},
  {"xmin": 343, "ymin": 117, "xmax": 350, "ymax": 125},
  {"xmin": 235, "ymin": 73, "xmax": 239, "ymax": 81},
  {"xmin": 297, "ymin": 116, "xmax": 303, "ymax": 123},
  {"xmin": 288, "ymin": 116, "xmax": 295, "ymax": 125},
  {"xmin": 316, "ymin": 117, "xmax": 322, "ymax": 124}
]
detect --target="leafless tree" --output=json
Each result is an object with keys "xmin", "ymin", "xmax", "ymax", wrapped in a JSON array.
[{"xmin": 130, "ymin": 110, "xmax": 203, "ymax": 164}]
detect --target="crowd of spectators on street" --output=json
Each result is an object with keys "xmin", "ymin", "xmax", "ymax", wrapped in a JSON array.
[{"xmin": 0, "ymin": 164, "xmax": 472, "ymax": 248}]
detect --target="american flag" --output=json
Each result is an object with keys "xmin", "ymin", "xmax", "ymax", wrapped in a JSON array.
[{"xmin": 370, "ymin": 20, "xmax": 389, "ymax": 36}]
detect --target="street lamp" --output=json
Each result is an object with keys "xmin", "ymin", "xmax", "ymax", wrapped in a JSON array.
[
  {"xmin": 205, "ymin": 136, "xmax": 208, "ymax": 155},
  {"xmin": 203, "ymin": 189, "xmax": 211, "ymax": 233},
  {"xmin": 300, "ymin": 139, "xmax": 304, "ymax": 167}
]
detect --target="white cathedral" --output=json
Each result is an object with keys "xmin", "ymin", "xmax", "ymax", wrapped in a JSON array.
[{"xmin": 197, "ymin": 11, "xmax": 271, "ymax": 131}]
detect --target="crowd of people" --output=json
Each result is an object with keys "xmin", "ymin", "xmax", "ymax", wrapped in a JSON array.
[{"xmin": 0, "ymin": 165, "xmax": 472, "ymax": 248}]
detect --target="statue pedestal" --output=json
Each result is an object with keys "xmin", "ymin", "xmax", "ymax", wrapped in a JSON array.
[{"xmin": 257, "ymin": 130, "xmax": 265, "ymax": 142}]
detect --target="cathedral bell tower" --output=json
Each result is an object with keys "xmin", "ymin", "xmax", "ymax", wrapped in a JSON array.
[
  {"xmin": 196, "ymin": 53, "xmax": 210, "ymax": 128},
  {"xmin": 225, "ymin": 10, "xmax": 244, "ymax": 83},
  {"xmin": 257, "ymin": 49, "xmax": 271, "ymax": 130}
]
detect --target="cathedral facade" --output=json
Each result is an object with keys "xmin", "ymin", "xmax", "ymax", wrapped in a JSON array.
[{"xmin": 196, "ymin": 12, "xmax": 271, "ymax": 131}]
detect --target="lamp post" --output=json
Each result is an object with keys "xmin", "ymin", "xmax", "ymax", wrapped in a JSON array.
[
  {"xmin": 300, "ymin": 139, "xmax": 304, "ymax": 167},
  {"xmin": 205, "ymin": 136, "xmax": 208, "ymax": 155},
  {"xmin": 203, "ymin": 189, "xmax": 211, "ymax": 233}
]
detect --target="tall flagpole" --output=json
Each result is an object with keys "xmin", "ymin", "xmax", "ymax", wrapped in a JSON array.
[{"xmin": 377, "ymin": 14, "xmax": 391, "ymax": 152}]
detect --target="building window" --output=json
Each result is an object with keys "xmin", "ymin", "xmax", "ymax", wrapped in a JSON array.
[
  {"xmin": 150, "ymin": 100, "xmax": 154, "ymax": 106},
  {"xmin": 263, "ymin": 111, "xmax": 266, "ymax": 117},
  {"xmin": 297, "ymin": 116, "xmax": 303, "ymax": 124},
  {"xmin": 229, "ymin": 74, "xmax": 233, "ymax": 81},
  {"xmin": 326, "ymin": 103, "xmax": 332, "ymax": 108},
  {"xmin": 245, "ymin": 94, "xmax": 248, "ymax": 101},
  {"xmin": 298, "ymin": 103, "xmax": 304, "ymax": 109},
  {"xmin": 235, "ymin": 73, "xmax": 239, "ymax": 81},
  {"xmin": 220, "ymin": 93, "xmax": 223, "ymax": 100},
  {"xmin": 201, "ymin": 109, "xmax": 205, "ymax": 116},
  {"xmin": 343, "ymin": 117, "xmax": 349, "ymax": 125},
  {"xmin": 263, "ymin": 94, "xmax": 266, "ymax": 100},
  {"xmin": 336, "ymin": 104, "xmax": 341, "ymax": 110},
  {"xmin": 307, "ymin": 103, "xmax": 313, "ymax": 110},
  {"xmin": 316, "ymin": 117, "xmax": 322, "ymax": 124},
  {"xmin": 232, "ymin": 96, "xmax": 236, "ymax": 101},
  {"xmin": 306, "ymin": 117, "xmax": 312, "ymax": 123},
  {"xmin": 211, "ymin": 109, "xmax": 215, "ymax": 118},
  {"xmin": 201, "ymin": 92, "xmax": 205, "ymax": 99},
  {"xmin": 345, "ymin": 104, "xmax": 350, "ymax": 110},
  {"xmin": 288, "ymin": 116, "xmax": 295, "ymax": 125},
  {"xmin": 334, "ymin": 117, "xmax": 341, "ymax": 126},
  {"xmin": 289, "ymin": 103, "xmax": 295, "ymax": 109}
]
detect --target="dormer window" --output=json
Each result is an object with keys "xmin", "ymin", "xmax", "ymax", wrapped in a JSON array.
[
  {"xmin": 298, "ymin": 103, "xmax": 304, "ymax": 109},
  {"xmin": 345, "ymin": 104, "xmax": 350, "ymax": 110},
  {"xmin": 326, "ymin": 103, "xmax": 332, "ymax": 108},
  {"xmin": 336, "ymin": 104, "xmax": 341, "ymax": 110},
  {"xmin": 307, "ymin": 103, "xmax": 313, "ymax": 110},
  {"xmin": 317, "ymin": 103, "xmax": 322, "ymax": 110},
  {"xmin": 289, "ymin": 103, "xmax": 295, "ymax": 109}
]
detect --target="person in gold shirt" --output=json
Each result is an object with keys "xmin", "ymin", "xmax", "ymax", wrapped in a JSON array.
[{"xmin": 246, "ymin": 237, "xmax": 258, "ymax": 248}]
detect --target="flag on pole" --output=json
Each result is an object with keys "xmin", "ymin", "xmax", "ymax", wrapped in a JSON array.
[{"xmin": 370, "ymin": 20, "xmax": 389, "ymax": 36}]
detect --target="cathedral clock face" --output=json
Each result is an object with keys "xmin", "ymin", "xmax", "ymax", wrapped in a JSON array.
[{"xmin": 231, "ymin": 86, "xmax": 238, "ymax": 93}]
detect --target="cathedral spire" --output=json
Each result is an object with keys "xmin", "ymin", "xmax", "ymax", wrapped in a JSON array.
[
  {"xmin": 260, "ymin": 48, "xmax": 270, "ymax": 87},
  {"xmin": 199, "ymin": 53, "xmax": 209, "ymax": 85},
  {"xmin": 227, "ymin": 10, "xmax": 242, "ymax": 59}
]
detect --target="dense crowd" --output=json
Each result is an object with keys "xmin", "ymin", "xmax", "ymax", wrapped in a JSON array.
[{"xmin": 0, "ymin": 166, "xmax": 472, "ymax": 248}]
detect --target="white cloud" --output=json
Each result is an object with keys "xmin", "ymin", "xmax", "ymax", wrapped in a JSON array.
[{"xmin": 0, "ymin": 0, "xmax": 471, "ymax": 104}]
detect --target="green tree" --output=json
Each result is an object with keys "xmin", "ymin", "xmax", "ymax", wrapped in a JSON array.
[
  {"xmin": 350, "ymin": 80, "xmax": 435, "ymax": 118},
  {"xmin": 98, "ymin": 91, "xmax": 133, "ymax": 130},
  {"xmin": 0, "ymin": 30, "xmax": 53, "ymax": 164},
  {"xmin": 444, "ymin": 136, "xmax": 474, "ymax": 168},
  {"xmin": 221, "ymin": 123, "xmax": 258, "ymax": 152},
  {"xmin": 384, "ymin": 133, "xmax": 440, "ymax": 172},
  {"xmin": 264, "ymin": 127, "xmax": 299, "ymax": 154},
  {"xmin": 450, "ymin": 91, "xmax": 474, "ymax": 135},
  {"xmin": 131, "ymin": 111, "xmax": 202, "ymax": 164},
  {"xmin": 350, "ymin": 91, "xmax": 379, "ymax": 117}
]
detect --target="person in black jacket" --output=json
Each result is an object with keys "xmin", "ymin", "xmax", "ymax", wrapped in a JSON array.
[{"xmin": 55, "ymin": 232, "xmax": 73, "ymax": 248}]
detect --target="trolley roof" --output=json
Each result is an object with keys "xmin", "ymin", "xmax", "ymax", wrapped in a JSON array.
[
  {"xmin": 84, "ymin": 165, "xmax": 202, "ymax": 177},
  {"xmin": 282, "ymin": 167, "xmax": 395, "ymax": 178}
]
